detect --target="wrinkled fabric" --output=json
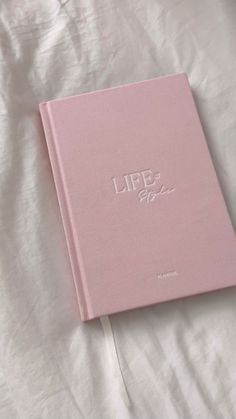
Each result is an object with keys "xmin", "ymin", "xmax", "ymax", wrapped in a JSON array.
[{"xmin": 0, "ymin": 1, "xmax": 236, "ymax": 418}]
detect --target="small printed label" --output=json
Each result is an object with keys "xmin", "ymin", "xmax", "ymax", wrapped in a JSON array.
[
  {"xmin": 111, "ymin": 168, "xmax": 175, "ymax": 204},
  {"xmin": 156, "ymin": 271, "xmax": 178, "ymax": 280}
]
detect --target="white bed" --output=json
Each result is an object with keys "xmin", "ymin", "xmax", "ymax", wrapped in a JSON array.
[{"xmin": 0, "ymin": 1, "xmax": 236, "ymax": 418}]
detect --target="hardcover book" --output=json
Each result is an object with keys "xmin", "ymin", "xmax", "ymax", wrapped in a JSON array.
[{"xmin": 39, "ymin": 73, "xmax": 236, "ymax": 321}]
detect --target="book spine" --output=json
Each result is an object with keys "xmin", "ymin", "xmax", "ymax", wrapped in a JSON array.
[{"xmin": 39, "ymin": 103, "xmax": 90, "ymax": 321}]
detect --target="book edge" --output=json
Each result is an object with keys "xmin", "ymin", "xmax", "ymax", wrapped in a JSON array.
[
  {"xmin": 184, "ymin": 77, "xmax": 236, "ymax": 236},
  {"xmin": 39, "ymin": 102, "xmax": 91, "ymax": 321},
  {"xmin": 39, "ymin": 72, "xmax": 187, "ymax": 106}
]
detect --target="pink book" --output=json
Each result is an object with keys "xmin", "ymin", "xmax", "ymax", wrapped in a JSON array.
[{"xmin": 39, "ymin": 73, "xmax": 236, "ymax": 321}]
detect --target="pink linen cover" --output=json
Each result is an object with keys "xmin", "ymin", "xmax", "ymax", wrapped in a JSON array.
[{"xmin": 39, "ymin": 73, "xmax": 236, "ymax": 321}]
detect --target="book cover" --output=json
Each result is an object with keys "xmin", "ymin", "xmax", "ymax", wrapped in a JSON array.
[{"xmin": 39, "ymin": 73, "xmax": 236, "ymax": 321}]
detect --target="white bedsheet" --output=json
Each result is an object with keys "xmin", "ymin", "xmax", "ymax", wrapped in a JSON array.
[{"xmin": 1, "ymin": 1, "xmax": 236, "ymax": 418}]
